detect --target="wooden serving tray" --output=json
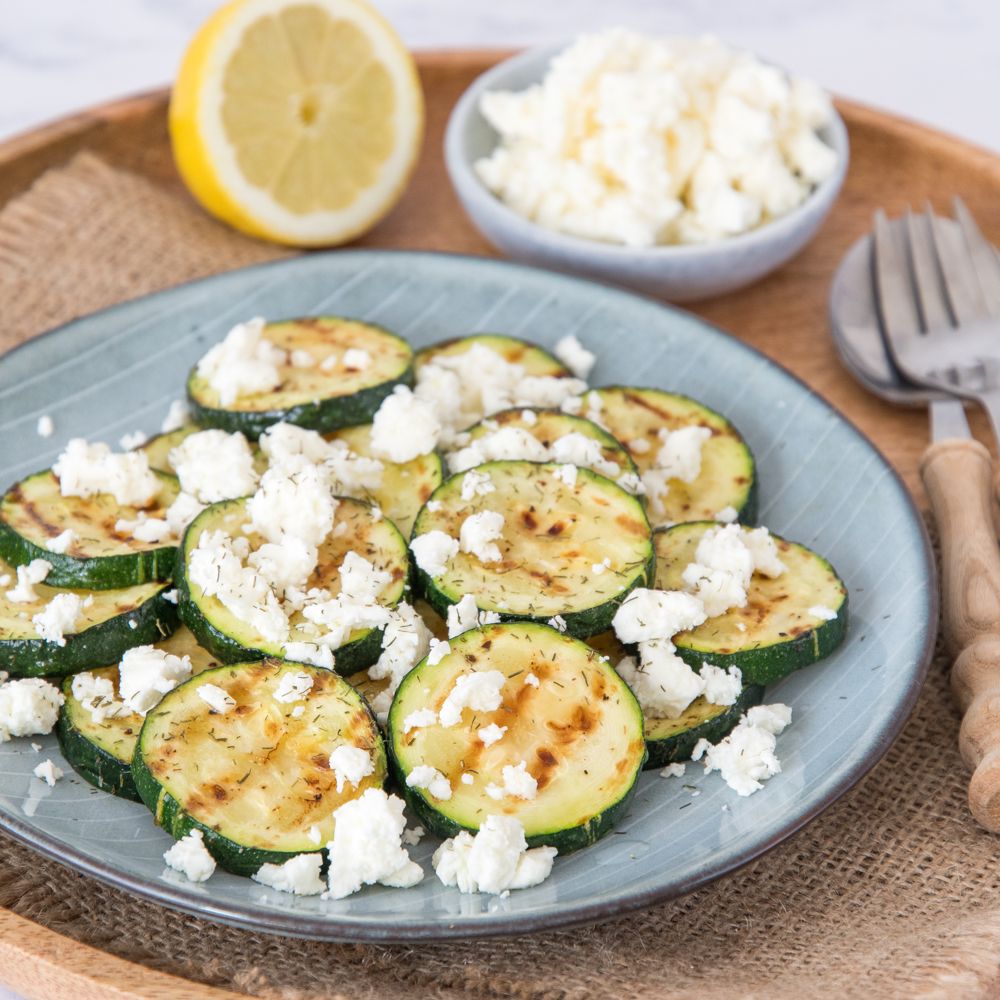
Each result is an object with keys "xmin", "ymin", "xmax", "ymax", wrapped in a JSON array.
[{"xmin": 0, "ymin": 49, "xmax": 998, "ymax": 1000}]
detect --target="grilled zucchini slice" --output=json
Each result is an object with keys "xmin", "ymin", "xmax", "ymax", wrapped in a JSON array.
[
  {"xmin": 389, "ymin": 622, "xmax": 646, "ymax": 852},
  {"xmin": 177, "ymin": 496, "xmax": 408, "ymax": 674},
  {"xmin": 325, "ymin": 423, "xmax": 444, "ymax": 538},
  {"xmin": 0, "ymin": 557, "xmax": 177, "ymax": 676},
  {"xmin": 412, "ymin": 460, "xmax": 654, "ymax": 639},
  {"xmin": 57, "ymin": 626, "xmax": 218, "ymax": 799},
  {"xmin": 413, "ymin": 333, "xmax": 569, "ymax": 377},
  {"xmin": 590, "ymin": 387, "xmax": 756, "ymax": 526},
  {"xmin": 654, "ymin": 522, "xmax": 848, "ymax": 685},
  {"xmin": 187, "ymin": 317, "xmax": 413, "ymax": 439},
  {"xmin": 133, "ymin": 659, "xmax": 386, "ymax": 874},
  {"xmin": 0, "ymin": 469, "xmax": 180, "ymax": 589},
  {"xmin": 455, "ymin": 407, "xmax": 638, "ymax": 479}
]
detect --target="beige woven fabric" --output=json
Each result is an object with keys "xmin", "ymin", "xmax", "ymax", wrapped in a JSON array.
[{"xmin": 0, "ymin": 153, "xmax": 998, "ymax": 1000}]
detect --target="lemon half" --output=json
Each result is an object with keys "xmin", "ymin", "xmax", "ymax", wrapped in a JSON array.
[{"xmin": 170, "ymin": 0, "xmax": 424, "ymax": 246}]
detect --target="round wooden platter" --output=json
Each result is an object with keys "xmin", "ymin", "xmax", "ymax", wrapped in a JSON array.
[{"xmin": 0, "ymin": 47, "xmax": 998, "ymax": 1000}]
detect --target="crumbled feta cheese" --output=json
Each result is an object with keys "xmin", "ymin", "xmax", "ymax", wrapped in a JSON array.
[
  {"xmin": 461, "ymin": 773, "xmax": 474, "ymax": 785},
  {"xmin": 616, "ymin": 471, "xmax": 645, "ymax": 495},
  {"xmin": 459, "ymin": 510, "xmax": 505, "ymax": 563},
  {"xmin": 119, "ymin": 646, "xmax": 192, "ymax": 715},
  {"xmin": 656, "ymin": 426, "xmax": 712, "ymax": 483},
  {"xmin": 273, "ymin": 670, "xmax": 313, "ymax": 704},
  {"xmin": 169, "ymin": 430, "xmax": 259, "ymax": 504},
  {"xmin": 681, "ymin": 524, "xmax": 755, "ymax": 617},
  {"xmin": 402, "ymin": 825, "xmax": 425, "ymax": 846},
  {"xmin": 461, "ymin": 469, "xmax": 496, "ymax": 502},
  {"xmin": 449, "ymin": 426, "xmax": 549, "ymax": 472},
  {"xmin": 320, "ymin": 353, "xmax": 339, "ymax": 371},
  {"xmin": 324, "ymin": 789, "xmax": 422, "ymax": 898},
  {"xmin": 742, "ymin": 526, "xmax": 787, "ymax": 578},
  {"xmin": 307, "ymin": 824, "xmax": 323, "ymax": 845},
  {"xmin": 33, "ymin": 759, "xmax": 63, "ymax": 786},
  {"xmin": 253, "ymin": 853, "xmax": 325, "ymax": 895},
  {"xmin": 197, "ymin": 683, "xmax": 235, "ymax": 714},
  {"xmin": 406, "ymin": 764, "xmax": 453, "ymax": 800},
  {"xmin": 617, "ymin": 640, "xmax": 706, "ymax": 718},
  {"xmin": 700, "ymin": 664, "xmax": 743, "ymax": 706},
  {"xmin": 411, "ymin": 531, "xmax": 459, "ymax": 577},
  {"xmin": 6, "ymin": 559, "xmax": 52, "ymax": 604},
  {"xmin": 553, "ymin": 334, "xmax": 596, "ymax": 379},
  {"xmin": 808, "ymin": 604, "xmax": 838, "ymax": 621},
  {"xmin": 71, "ymin": 672, "xmax": 128, "ymax": 724},
  {"xmin": 161, "ymin": 399, "xmax": 190, "ymax": 433},
  {"xmin": 248, "ymin": 537, "xmax": 318, "ymax": 597},
  {"xmin": 524, "ymin": 672, "xmax": 540, "ymax": 688},
  {"xmin": 425, "ymin": 500, "xmax": 443, "ymax": 513},
  {"xmin": 188, "ymin": 529, "xmax": 289, "ymax": 643},
  {"xmin": 697, "ymin": 703, "xmax": 792, "ymax": 795},
  {"xmin": 119, "ymin": 429, "xmax": 148, "ymax": 451},
  {"xmin": 0, "ymin": 678, "xmax": 64, "ymax": 741},
  {"xmin": 197, "ymin": 317, "xmax": 286, "ymax": 405},
  {"xmin": 549, "ymin": 433, "xmax": 618, "ymax": 478},
  {"xmin": 547, "ymin": 615, "xmax": 568, "ymax": 633},
  {"xmin": 247, "ymin": 463, "xmax": 336, "ymax": 549},
  {"xmin": 426, "ymin": 638, "xmax": 451, "ymax": 666},
  {"xmin": 478, "ymin": 722, "xmax": 507, "ymax": 747},
  {"xmin": 32, "ymin": 593, "xmax": 83, "ymax": 646},
  {"xmin": 715, "ymin": 506, "xmax": 739, "ymax": 523},
  {"xmin": 439, "ymin": 669, "xmax": 506, "ymax": 726},
  {"xmin": 114, "ymin": 512, "xmax": 175, "ymax": 544},
  {"xmin": 163, "ymin": 829, "xmax": 216, "ymax": 883},
  {"xmin": 501, "ymin": 760, "xmax": 537, "ymax": 799},
  {"xmin": 36, "ymin": 415, "xmax": 54, "ymax": 438},
  {"xmin": 592, "ymin": 557, "xmax": 611, "ymax": 575},
  {"xmin": 520, "ymin": 409, "xmax": 538, "ymax": 425},
  {"xmin": 282, "ymin": 641, "xmax": 335, "ymax": 670},
  {"xmin": 446, "ymin": 594, "xmax": 502, "ymax": 637},
  {"xmin": 403, "ymin": 707, "xmax": 438, "ymax": 733},
  {"xmin": 366, "ymin": 603, "xmax": 432, "ymax": 721},
  {"xmin": 553, "ymin": 463, "xmax": 578, "ymax": 488},
  {"xmin": 370, "ymin": 385, "xmax": 441, "ymax": 463},
  {"xmin": 612, "ymin": 588, "xmax": 707, "ymax": 644},
  {"xmin": 433, "ymin": 814, "xmax": 556, "ymax": 894},
  {"xmin": 342, "ymin": 348, "xmax": 372, "ymax": 370},
  {"xmin": 660, "ymin": 762, "xmax": 686, "ymax": 778},
  {"xmin": 53, "ymin": 439, "xmax": 159, "ymax": 508},
  {"xmin": 628, "ymin": 438, "xmax": 651, "ymax": 454},
  {"xmin": 329, "ymin": 745, "xmax": 375, "ymax": 793},
  {"xmin": 45, "ymin": 529, "xmax": 75, "ymax": 554}
]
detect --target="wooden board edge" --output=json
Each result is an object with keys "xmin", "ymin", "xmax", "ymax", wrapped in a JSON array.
[{"xmin": 0, "ymin": 909, "xmax": 243, "ymax": 1000}]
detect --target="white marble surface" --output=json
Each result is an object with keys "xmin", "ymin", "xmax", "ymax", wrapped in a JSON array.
[{"xmin": 0, "ymin": 2, "xmax": 996, "ymax": 998}]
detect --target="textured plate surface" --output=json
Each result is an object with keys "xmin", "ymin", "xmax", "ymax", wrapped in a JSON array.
[{"xmin": 0, "ymin": 250, "xmax": 934, "ymax": 941}]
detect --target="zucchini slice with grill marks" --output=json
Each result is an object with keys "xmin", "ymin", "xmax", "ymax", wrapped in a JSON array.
[
  {"xmin": 133, "ymin": 659, "xmax": 386, "ymax": 875},
  {"xmin": 57, "ymin": 626, "xmax": 218, "ymax": 800},
  {"xmin": 0, "ymin": 470, "xmax": 180, "ymax": 589},
  {"xmin": 590, "ymin": 387, "xmax": 757, "ymax": 526},
  {"xmin": 187, "ymin": 317, "xmax": 413, "ymax": 439},
  {"xmin": 455, "ymin": 407, "xmax": 638, "ymax": 480},
  {"xmin": 584, "ymin": 626, "xmax": 764, "ymax": 767},
  {"xmin": 411, "ymin": 460, "xmax": 654, "ymax": 639},
  {"xmin": 325, "ymin": 423, "xmax": 444, "ymax": 538},
  {"xmin": 0, "ymin": 557, "xmax": 178, "ymax": 676},
  {"xmin": 654, "ymin": 521, "xmax": 848, "ymax": 685},
  {"xmin": 388, "ymin": 622, "xmax": 646, "ymax": 852},
  {"xmin": 413, "ymin": 333, "xmax": 569, "ymax": 377},
  {"xmin": 177, "ymin": 496, "xmax": 409, "ymax": 674}
]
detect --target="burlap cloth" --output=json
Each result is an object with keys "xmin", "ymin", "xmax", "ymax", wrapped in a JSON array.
[{"xmin": 0, "ymin": 152, "xmax": 996, "ymax": 1000}]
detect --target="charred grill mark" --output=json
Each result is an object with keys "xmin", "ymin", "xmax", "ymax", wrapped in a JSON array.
[
  {"xmin": 547, "ymin": 521, "xmax": 565, "ymax": 536},
  {"xmin": 522, "ymin": 510, "xmax": 539, "ymax": 530}
]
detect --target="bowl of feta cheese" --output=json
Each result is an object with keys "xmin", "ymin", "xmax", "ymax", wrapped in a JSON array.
[{"xmin": 444, "ymin": 29, "xmax": 848, "ymax": 302}]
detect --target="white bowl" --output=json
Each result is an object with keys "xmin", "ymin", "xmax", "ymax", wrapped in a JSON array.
[{"xmin": 444, "ymin": 44, "xmax": 849, "ymax": 303}]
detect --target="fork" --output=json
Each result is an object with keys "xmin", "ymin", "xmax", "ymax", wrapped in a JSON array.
[{"xmin": 873, "ymin": 200, "xmax": 1000, "ymax": 832}]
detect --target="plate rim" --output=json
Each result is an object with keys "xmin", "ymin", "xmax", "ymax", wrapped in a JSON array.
[{"xmin": 0, "ymin": 248, "xmax": 938, "ymax": 941}]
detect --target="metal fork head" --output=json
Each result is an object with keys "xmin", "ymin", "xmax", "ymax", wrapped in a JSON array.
[{"xmin": 872, "ymin": 200, "xmax": 1000, "ymax": 447}]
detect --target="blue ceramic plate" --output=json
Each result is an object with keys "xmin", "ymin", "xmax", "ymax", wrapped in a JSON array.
[{"xmin": 0, "ymin": 251, "xmax": 934, "ymax": 942}]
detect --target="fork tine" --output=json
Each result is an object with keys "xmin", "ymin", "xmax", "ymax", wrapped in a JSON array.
[
  {"xmin": 953, "ymin": 196, "xmax": 1000, "ymax": 316},
  {"xmin": 926, "ymin": 203, "xmax": 990, "ymax": 325},
  {"xmin": 904, "ymin": 209, "xmax": 952, "ymax": 332},
  {"xmin": 872, "ymin": 209, "xmax": 921, "ymax": 342}
]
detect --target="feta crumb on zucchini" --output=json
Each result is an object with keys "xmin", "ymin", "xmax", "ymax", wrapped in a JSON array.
[
  {"xmin": 411, "ymin": 461, "xmax": 654, "ymax": 639},
  {"xmin": 389, "ymin": 622, "xmax": 646, "ymax": 853},
  {"xmin": 186, "ymin": 317, "xmax": 413, "ymax": 439},
  {"xmin": 133, "ymin": 658, "xmax": 387, "ymax": 875}
]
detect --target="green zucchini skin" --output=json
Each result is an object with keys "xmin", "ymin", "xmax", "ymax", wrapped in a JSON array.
[
  {"xmin": 57, "ymin": 706, "xmax": 141, "ymax": 801},
  {"xmin": 654, "ymin": 521, "xmax": 849, "ymax": 687},
  {"xmin": 0, "ymin": 588, "xmax": 178, "ymax": 677},
  {"xmin": 186, "ymin": 373, "xmax": 412, "ymax": 440},
  {"xmin": 643, "ymin": 683, "xmax": 765, "ymax": 769},
  {"xmin": 0, "ymin": 470, "xmax": 179, "ymax": 590},
  {"xmin": 413, "ymin": 333, "xmax": 570, "ymax": 377},
  {"xmin": 185, "ymin": 316, "xmax": 415, "ymax": 440}
]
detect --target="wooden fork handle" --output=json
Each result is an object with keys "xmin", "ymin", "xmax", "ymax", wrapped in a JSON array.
[{"xmin": 922, "ymin": 438, "xmax": 1000, "ymax": 831}]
